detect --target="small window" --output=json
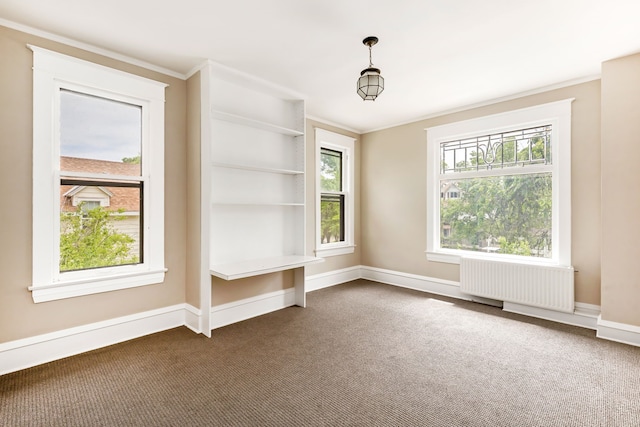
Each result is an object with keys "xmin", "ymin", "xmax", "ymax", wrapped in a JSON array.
[
  {"xmin": 442, "ymin": 224, "xmax": 451, "ymax": 239},
  {"xmin": 320, "ymin": 148, "xmax": 345, "ymax": 244},
  {"xmin": 78, "ymin": 200, "xmax": 101, "ymax": 212},
  {"xmin": 315, "ymin": 129, "xmax": 355, "ymax": 257},
  {"xmin": 30, "ymin": 46, "xmax": 167, "ymax": 303}
]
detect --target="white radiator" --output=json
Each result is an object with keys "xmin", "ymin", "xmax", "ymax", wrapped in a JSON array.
[{"xmin": 460, "ymin": 258, "xmax": 574, "ymax": 313}]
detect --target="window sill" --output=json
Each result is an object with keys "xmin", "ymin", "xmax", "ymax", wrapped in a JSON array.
[
  {"xmin": 29, "ymin": 268, "xmax": 167, "ymax": 303},
  {"xmin": 426, "ymin": 251, "xmax": 461, "ymax": 264},
  {"xmin": 426, "ymin": 250, "xmax": 567, "ymax": 268},
  {"xmin": 315, "ymin": 245, "xmax": 355, "ymax": 258}
]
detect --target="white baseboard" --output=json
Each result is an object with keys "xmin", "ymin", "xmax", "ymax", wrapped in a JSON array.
[
  {"xmin": 184, "ymin": 304, "xmax": 202, "ymax": 334},
  {"xmin": 306, "ymin": 266, "xmax": 362, "ymax": 292},
  {"xmin": 596, "ymin": 317, "xmax": 640, "ymax": 347},
  {"xmin": 1, "ymin": 266, "xmax": 632, "ymax": 376},
  {"xmin": 0, "ymin": 304, "xmax": 187, "ymax": 376},
  {"xmin": 360, "ymin": 266, "xmax": 603, "ymax": 331},
  {"xmin": 360, "ymin": 266, "xmax": 471, "ymax": 301},
  {"xmin": 504, "ymin": 301, "xmax": 600, "ymax": 330},
  {"xmin": 210, "ymin": 288, "xmax": 296, "ymax": 330}
]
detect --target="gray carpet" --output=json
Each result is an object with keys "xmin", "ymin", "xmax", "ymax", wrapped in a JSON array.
[{"xmin": 2, "ymin": 280, "xmax": 640, "ymax": 426}]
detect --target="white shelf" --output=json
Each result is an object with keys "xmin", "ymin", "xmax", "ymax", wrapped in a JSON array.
[
  {"xmin": 210, "ymin": 255, "xmax": 324, "ymax": 280},
  {"xmin": 212, "ymin": 162, "xmax": 303, "ymax": 175},
  {"xmin": 211, "ymin": 109, "xmax": 304, "ymax": 137}
]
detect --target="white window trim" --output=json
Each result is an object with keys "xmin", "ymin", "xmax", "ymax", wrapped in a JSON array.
[
  {"xmin": 315, "ymin": 128, "xmax": 356, "ymax": 257},
  {"xmin": 426, "ymin": 99, "xmax": 573, "ymax": 267},
  {"xmin": 29, "ymin": 45, "xmax": 167, "ymax": 303}
]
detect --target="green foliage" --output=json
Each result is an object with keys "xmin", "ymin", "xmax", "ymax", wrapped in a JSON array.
[
  {"xmin": 122, "ymin": 154, "xmax": 141, "ymax": 164},
  {"xmin": 468, "ymin": 134, "xmax": 548, "ymax": 170},
  {"xmin": 320, "ymin": 197, "xmax": 343, "ymax": 244},
  {"xmin": 440, "ymin": 173, "xmax": 552, "ymax": 258},
  {"xmin": 60, "ymin": 204, "xmax": 138, "ymax": 271},
  {"xmin": 440, "ymin": 132, "xmax": 552, "ymax": 258},
  {"xmin": 320, "ymin": 149, "xmax": 341, "ymax": 192},
  {"xmin": 497, "ymin": 236, "xmax": 532, "ymax": 256}
]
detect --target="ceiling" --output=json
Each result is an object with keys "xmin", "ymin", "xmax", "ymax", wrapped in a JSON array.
[{"xmin": 2, "ymin": 0, "xmax": 640, "ymax": 133}]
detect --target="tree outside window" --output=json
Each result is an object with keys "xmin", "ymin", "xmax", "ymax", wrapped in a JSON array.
[
  {"xmin": 426, "ymin": 100, "xmax": 572, "ymax": 266},
  {"xmin": 439, "ymin": 129, "xmax": 552, "ymax": 258},
  {"xmin": 320, "ymin": 148, "xmax": 345, "ymax": 244}
]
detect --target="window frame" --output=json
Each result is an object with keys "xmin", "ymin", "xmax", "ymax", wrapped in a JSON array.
[
  {"xmin": 315, "ymin": 128, "xmax": 355, "ymax": 257},
  {"xmin": 29, "ymin": 45, "xmax": 167, "ymax": 303},
  {"xmin": 426, "ymin": 99, "xmax": 573, "ymax": 266}
]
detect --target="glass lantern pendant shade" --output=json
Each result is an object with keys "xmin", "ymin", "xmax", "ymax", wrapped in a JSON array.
[
  {"xmin": 357, "ymin": 68, "xmax": 384, "ymax": 100},
  {"xmin": 357, "ymin": 36, "xmax": 384, "ymax": 101}
]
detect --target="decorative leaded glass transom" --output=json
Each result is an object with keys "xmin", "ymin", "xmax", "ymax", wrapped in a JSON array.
[{"xmin": 440, "ymin": 125, "xmax": 552, "ymax": 174}]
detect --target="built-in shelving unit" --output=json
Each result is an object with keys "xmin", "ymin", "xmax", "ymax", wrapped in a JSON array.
[{"xmin": 204, "ymin": 66, "xmax": 323, "ymax": 319}]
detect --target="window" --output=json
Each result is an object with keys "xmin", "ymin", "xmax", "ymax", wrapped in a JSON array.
[
  {"xmin": 315, "ymin": 129, "xmax": 355, "ymax": 257},
  {"xmin": 320, "ymin": 148, "xmax": 345, "ymax": 244},
  {"xmin": 30, "ymin": 46, "xmax": 167, "ymax": 303},
  {"xmin": 426, "ymin": 100, "xmax": 572, "ymax": 266},
  {"xmin": 59, "ymin": 90, "xmax": 143, "ymax": 272}
]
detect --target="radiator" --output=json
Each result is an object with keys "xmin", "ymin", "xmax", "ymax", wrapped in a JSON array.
[{"xmin": 459, "ymin": 257, "xmax": 574, "ymax": 313}]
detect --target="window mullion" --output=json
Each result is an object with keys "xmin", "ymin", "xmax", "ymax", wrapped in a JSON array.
[
  {"xmin": 440, "ymin": 164, "xmax": 553, "ymax": 181},
  {"xmin": 321, "ymin": 190, "xmax": 346, "ymax": 196},
  {"xmin": 60, "ymin": 171, "xmax": 144, "ymax": 183}
]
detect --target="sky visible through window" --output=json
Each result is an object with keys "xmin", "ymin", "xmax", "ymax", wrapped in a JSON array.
[{"xmin": 60, "ymin": 90, "xmax": 141, "ymax": 163}]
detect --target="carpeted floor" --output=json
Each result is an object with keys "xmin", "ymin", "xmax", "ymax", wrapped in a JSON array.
[{"xmin": 2, "ymin": 279, "xmax": 640, "ymax": 426}]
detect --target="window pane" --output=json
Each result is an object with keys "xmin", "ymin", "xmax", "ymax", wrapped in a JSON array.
[
  {"xmin": 320, "ymin": 148, "xmax": 342, "ymax": 191},
  {"xmin": 60, "ymin": 181, "xmax": 141, "ymax": 272},
  {"xmin": 440, "ymin": 173, "xmax": 552, "ymax": 258},
  {"xmin": 60, "ymin": 90, "xmax": 142, "ymax": 175},
  {"xmin": 440, "ymin": 125, "xmax": 551, "ymax": 174},
  {"xmin": 320, "ymin": 193, "xmax": 345, "ymax": 244}
]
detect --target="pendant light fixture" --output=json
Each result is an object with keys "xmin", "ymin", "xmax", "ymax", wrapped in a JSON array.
[{"xmin": 357, "ymin": 36, "xmax": 384, "ymax": 101}]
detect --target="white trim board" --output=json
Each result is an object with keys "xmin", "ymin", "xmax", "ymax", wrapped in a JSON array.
[
  {"xmin": 597, "ymin": 317, "xmax": 640, "ymax": 348},
  {"xmin": 3, "ymin": 266, "xmax": 636, "ymax": 376},
  {"xmin": 360, "ymin": 266, "xmax": 469, "ymax": 301},
  {"xmin": 312, "ymin": 265, "xmax": 602, "ymax": 332},
  {"xmin": 364, "ymin": 75, "xmax": 599, "ymax": 134},
  {"xmin": 0, "ymin": 304, "xmax": 187, "ymax": 376},
  {"xmin": 306, "ymin": 266, "xmax": 362, "ymax": 292},
  {"xmin": 210, "ymin": 288, "xmax": 297, "ymax": 330},
  {"xmin": 184, "ymin": 304, "xmax": 202, "ymax": 334},
  {"xmin": 0, "ymin": 18, "xmax": 185, "ymax": 80},
  {"xmin": 0, "ymin": 291, "xmax": 297, "ymax": 375},
  {"xmin": 503, "ymin": 301, "xmax": 599, "ymax": 330},
  {"xmin": 0, "ymin": 288, "xmax": 302, "ymax": 375}
]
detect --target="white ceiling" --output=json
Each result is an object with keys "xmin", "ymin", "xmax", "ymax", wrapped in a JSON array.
[{"xmin": 2, "ymin": 0, "xmax": 640, "ymax": 133}]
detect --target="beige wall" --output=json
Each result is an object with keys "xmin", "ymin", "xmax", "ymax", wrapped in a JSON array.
[
  {"xmin": 0, "ymin": 26, "xmax": 188, "ymax": 343},
  {"xmin": 361, "ymin": 80, "xmax": 602, "ymax": 306},
  {"xmin": 212, "ymin": 272, "xmax": 292, "ymax": 306},
  {"xmin": 601, "ymin": 53, "xmax": 640, "ymax": 327}
]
